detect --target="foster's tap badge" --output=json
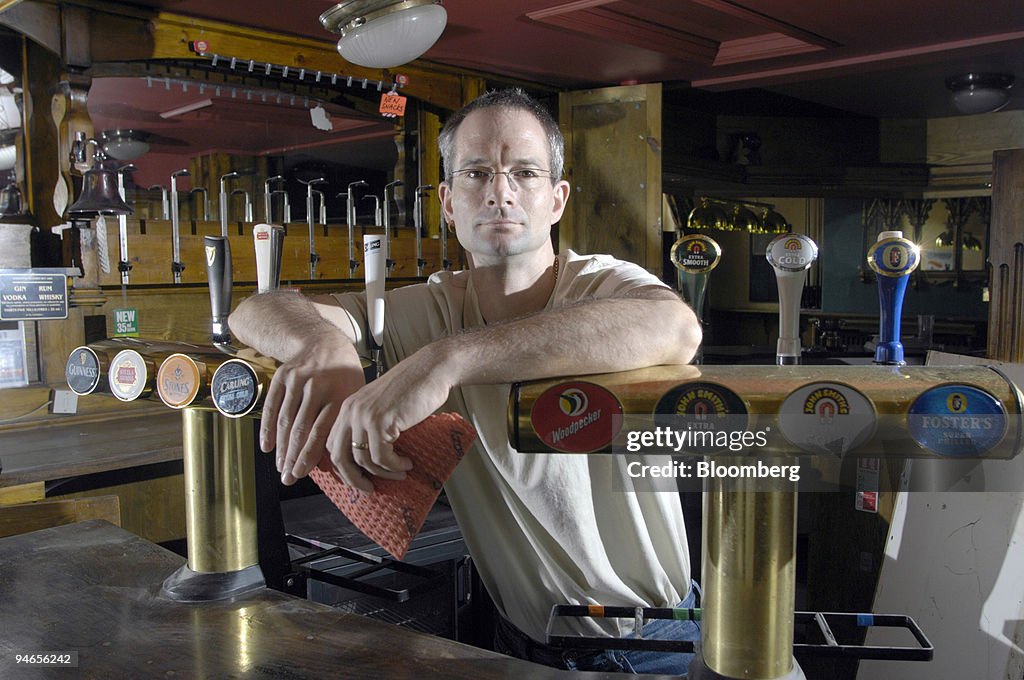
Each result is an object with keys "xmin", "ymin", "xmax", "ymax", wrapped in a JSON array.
[
  {"xmin": 66, "ymin": 346, "xmax": 101, "ymax": 395},
  {"xmin": 530, "ymin": 381, "xmax": 624, "ymax": 453},
  {"xmin": 908, "ymin": 385, "xmax": 1007, "ymax": 456},
  {"xmin": 108, "ymin": 349, "xmax": 149, "ymax": 401},
  {"xmin": 867, "ymin": 234, "xmax": 920, "ymax": 277},
  {"xmin": 766, "ymin": 233, "xmax": 818, "ymax": 272},
  {"xmin": 670, "ymin": 234, "xmax": 722, "ymax": 274}
]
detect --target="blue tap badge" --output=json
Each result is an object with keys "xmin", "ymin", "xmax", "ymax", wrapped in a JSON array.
[
  {"xmin": 907, "ymin": 385, "xmax": 1007, "ymax": 457},
  {"xmin": 867, "ymin": 236, "xmax": 920, "ymax": 277}
]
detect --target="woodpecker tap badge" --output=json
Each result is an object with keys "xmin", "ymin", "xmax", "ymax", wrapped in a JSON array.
[
  {"xmin": 867, "ymin": 232, "xmax": 920, "ymax": 277},
  {"xmin": 766, "ymin": 233, "xmax": 819, "ymax": 272},
  {"xmin": 670, "ymin": 234, "xmax": 722, "ymax": 274},
  {"xmin": 530, "ymin": 381, "xmax": 624, "ymax": 453}
]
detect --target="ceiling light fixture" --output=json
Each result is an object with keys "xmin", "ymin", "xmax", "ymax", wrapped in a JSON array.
[
  {"xmin": 100, "ymin": 129, "xmax": 150, "ymax": 161},
  {"xmin": 946, "ymin": 73, "xmax": 1015, "ymax": 115},
  {"xmin": 688, "ymin": 196, "xmax": 791, "ymax": 234},
  {"xmin": 320, "ymin": 0, "xmax": 447, "ymax": 69}
]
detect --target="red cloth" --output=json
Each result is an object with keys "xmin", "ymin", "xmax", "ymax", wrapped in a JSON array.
[{"xmin": 308, "ymin": 412, "xmax": 476, "ymax": 559}]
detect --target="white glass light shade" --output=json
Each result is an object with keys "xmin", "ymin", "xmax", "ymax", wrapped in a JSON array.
[
  {"xmin": 0, "ymin": 144, "xmax": 15, "ymax": 171},
  {"xmin": 337, "ymin": 4, "xmax": 447, "ymax": 68},
  {"xmin": 947, "ymin": 73, "xmax": 1015, "ymax": 115},
  {"xmin": 951, "ymin": 88, "xmax": 1010, "ymax": 114},
  {"xmin": 103, "ymin": 137, "xmax": 150, "ymax": 161}
]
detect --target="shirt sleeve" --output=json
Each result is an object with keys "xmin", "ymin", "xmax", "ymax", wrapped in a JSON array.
[{"xmin": 557, "ymin": 252, "xmax": 670, "ymax": 304}]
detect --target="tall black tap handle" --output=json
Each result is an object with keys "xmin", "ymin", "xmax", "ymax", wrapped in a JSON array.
[
  {"xmin": 204, "ymin": 235, "xmax": 233, "ymax": 344},
  {"xmin": 272, "ymin": 226, "xmax": 286, "ymax": 290}
]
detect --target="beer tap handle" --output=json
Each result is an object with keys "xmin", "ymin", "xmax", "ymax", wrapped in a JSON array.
[
  {"xmin": 766, "ymin": 234, "xmax": 818, "ymax": 366},
  {"xmin": 363, "ymin": 233, "xmax": 386, "ymax": 378},
  {"xmin": 414, "ymin": 185, "xmax": 434, "ymax": 277},
  {"xmin": 253, "ymin": 224, "xmax": 273, "ymax": 294},
  {"xmin": 204, "ymin": 235, "xmax": 233, "ymax": 345},
  {"xmin": 868, "ymin": 230, "xmax": 920, "ymax": 365},
  {"xmin": 272, "ymin": 226, "xmax": 286, "ymax": 290}
]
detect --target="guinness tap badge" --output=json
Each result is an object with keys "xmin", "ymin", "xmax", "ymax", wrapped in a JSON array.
[
  {"xmin": 670, "ymin": 234, "xmax": 722, "ymax": 274},
  {"xmin": 205, "ymin": 245, "xmax": 218, "ymax": 267},
  {"xmin": 65, "ymin": 346, "xmax": 102, "ymax": 395}
]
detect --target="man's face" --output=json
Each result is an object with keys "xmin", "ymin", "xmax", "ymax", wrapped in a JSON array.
[{"xmin": 439, "ymin": 107, "xmax": 570, "ymax": 264}]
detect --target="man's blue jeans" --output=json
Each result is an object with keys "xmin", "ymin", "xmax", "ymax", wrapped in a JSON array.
[{"xmin": 493, "ymin": 582, "xmax": 701, "ymax": 675}]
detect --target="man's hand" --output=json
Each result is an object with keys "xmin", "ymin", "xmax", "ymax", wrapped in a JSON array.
[
  {"xmin": 322, "ymin": 343, "xmax": 454, "ymax": 494},
  {"xmin": 262, "ymin": 338, "xmax": 366, "ymax": 485}
]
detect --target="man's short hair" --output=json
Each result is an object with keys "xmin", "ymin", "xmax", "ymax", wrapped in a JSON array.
[{"xmin": 438, "ymin": 88, "xmax": 564, "ymax": 184}]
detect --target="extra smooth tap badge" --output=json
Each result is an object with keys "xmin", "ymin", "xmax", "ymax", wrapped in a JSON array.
[
  {"xmin": 531, "ymin": 381, "xmax": 623, "ymax": 452},
  {"xmin": 670, "ymin": 234, "xmax": 722, "ymax": 274}
]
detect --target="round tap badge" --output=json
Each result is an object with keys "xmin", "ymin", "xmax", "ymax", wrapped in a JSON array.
[
  {"xmin": 765, "ymin": 233, "xmax": 818, "ymax": 272},
  {"xmin": 654, "ymin": 382, "xmax": 748, "ymax": 454},
  {"xmin": 907, "ymin": 385, "xmax": 1007, "ymax": 457},
  {"xmin": 670, "ymin": 234, "xmax": 722, "ymax": 274},
  {"xmin": 778, "ymin": 382, "xmax": 876, "ymax": 456},
  {"xmin": 211, "ymin": 359, "xmax": 260, "ymax": 417},
  {"xmin": 867, "ymin": 235, "xmax": 920, "ymax": 278},
  {"xmin": 65, "ymin": 346, "xmax": 101, "ymax": 395},
  {"xmin": 108, "ymin": 349, "xmax": 149, "ymax": 402},
  {"xmin": 157, "ymin": 354, "xmax": 203, "ymax": 409},
  {"xmin": 530, "ymin": 381, "xmax": 624, "ymax": 453}
]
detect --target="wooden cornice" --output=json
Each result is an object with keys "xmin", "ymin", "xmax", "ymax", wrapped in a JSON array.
[{"xmin": 3, "ymin": 0, "xmax": 486, "ymax": 110}]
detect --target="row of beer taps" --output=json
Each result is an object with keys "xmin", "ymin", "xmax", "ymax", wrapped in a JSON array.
[{"xmin": 140, "ymin": 169, "xmax": 448, "ymax": 283}]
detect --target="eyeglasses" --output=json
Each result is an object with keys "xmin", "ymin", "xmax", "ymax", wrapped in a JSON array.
[{"xmin": 450, "ymin": 168, "xmax": 553, "ymax": 191}]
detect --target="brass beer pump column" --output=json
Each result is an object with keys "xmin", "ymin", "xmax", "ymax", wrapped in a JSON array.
[
  {"xmin": 694, "ymin": 236, "xmax": 820, "ymax": 680},
  {"xmin": 161, "ymin": 235, "xmax": 264, "ymax": 602}
]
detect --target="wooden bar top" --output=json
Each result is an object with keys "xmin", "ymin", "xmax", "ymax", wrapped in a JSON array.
[
  {"xmin": 0, "ymin": 411, "xmax": 183, "ymax": 487},
  {"xmin": 0, "ymin": 521, "xmax": 676, "ymax": 679}
]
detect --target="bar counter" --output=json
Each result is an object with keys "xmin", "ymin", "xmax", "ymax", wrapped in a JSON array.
[
  {"xmin": 0, "ymin": 410, "xmax": 182, "ymax": 488},
  {"xmin": 0, "ymin": 521, "xmax": 677, "ymax": 679}
]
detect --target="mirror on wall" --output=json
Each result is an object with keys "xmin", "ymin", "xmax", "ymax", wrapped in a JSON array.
[
  {"xmin": 0, "ymin": 28, "xmax": 25, "ymax": 218},
  {"xmin": 86, "ymin": 75, "xmax": 402, "ymax": 224},
  {"xmin": 861, "ymin": 197, "xmax": 989, "ymax": 282}
]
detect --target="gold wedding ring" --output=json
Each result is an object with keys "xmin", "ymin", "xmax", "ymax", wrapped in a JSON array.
[{"xmin": 351, "ymin": 441, "xmax": 370, "ymax": 450}]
